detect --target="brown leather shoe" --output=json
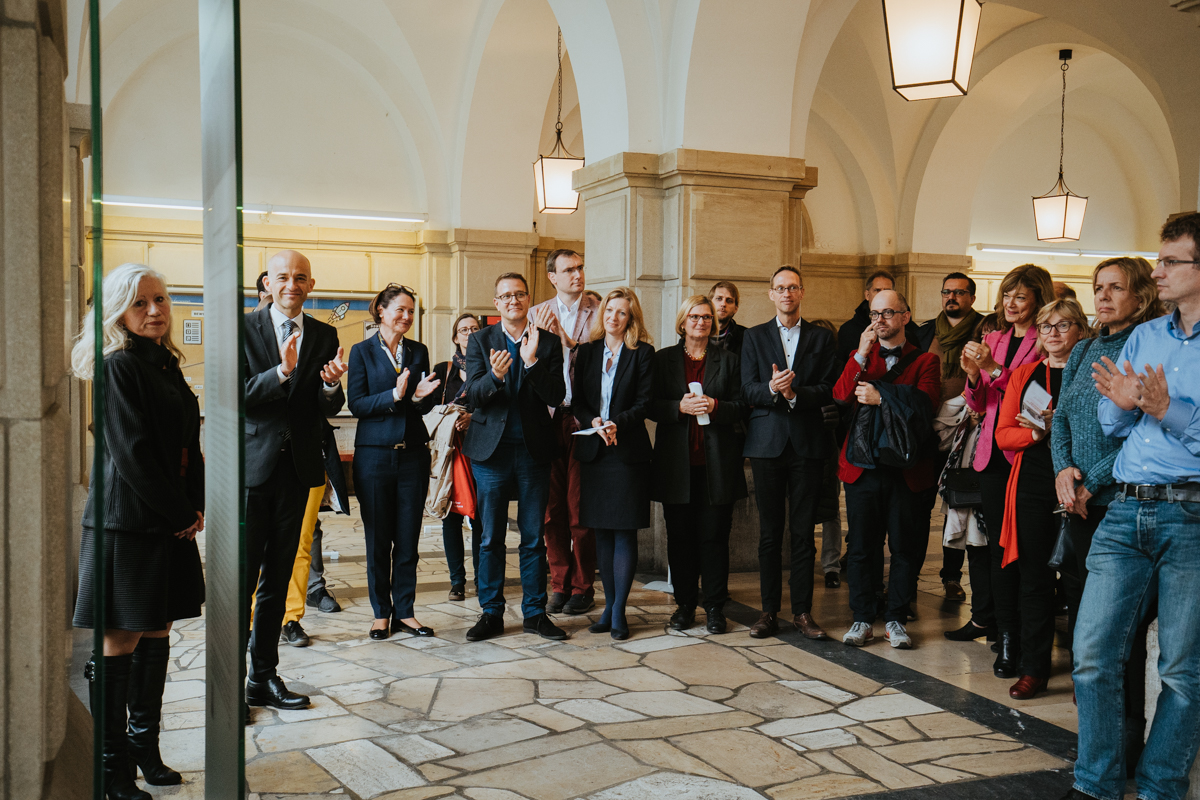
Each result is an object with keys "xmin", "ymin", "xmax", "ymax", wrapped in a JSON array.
[
  {"xmin": 1008, "ymin": 674, "xmax": 1048, "ymax": 700},
  {"xmin": 793, "ymin": 612, "xmax": 831, "ymax": 641},
  {"xmin": 748, "ymin": 612, "xmax": 779, "ymax": 639}
]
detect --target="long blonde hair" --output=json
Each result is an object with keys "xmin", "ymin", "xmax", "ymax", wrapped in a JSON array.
[
  {"xmin": 71, "ymin": 263, "xmax": 183, "ymax": 379},
  {"xmin": 589, "ymin": 287, "xmax": 653, "ymax": 349}
]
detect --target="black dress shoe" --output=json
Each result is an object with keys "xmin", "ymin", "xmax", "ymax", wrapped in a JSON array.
[
  {"xmin": 306, "ymin": 588, "xmax": 342, "ymax": 613},
  {"xmin": 611, "ymin": 625, "xmax": 630, "ymax": 641},
  {"xmin": 393, "ymin": 619, "xmax": 435, "ymax": 637},
  {"xmin": 280, "ymin": 621, "xmax": 310, "ymax": 647},
  {"xmin": 588, "ymin": 619, "xmax": 611, "ymax": 634},
  {"xmin": 246, "ymin": 676, "xmax": 310, "ymax": 710},
  {"xmin": 564, "ymin": 593, "xmax": 596, "ymax": 615},
  {"xmin": 824, "ymin": 572, "xmax": 841, "ymax": 589},
  {"xmin": 944, "ymin": 620, "xmax": 996, "ymax": 641},
  {"xmin": 523, "ymin": 613, "xmax": 568, "ymax": 640},
  {"xmin": 669, "ymin": 607, "xmax": 696, "ymax": 631},
  {"xmin": 466, "ymin": 612, "xmax": 505, "ymax": 641},
  {"xmin": 705, "ymin": 607, "xmax": 727, "ymax": 634},
  {"xmin": 448, "ymin": 585, "xmax": 466, "ymax": 601},
  {"xmin": 368, "ymin": 625, "xmax": 390, "ymax": 641},
  {"xmin": 547, "ymin": 592, "xmax": 568, "ymax": 614},
  {"xmin": 993, "ymin": 631, "xmax": 1020, "ymax": 679}
]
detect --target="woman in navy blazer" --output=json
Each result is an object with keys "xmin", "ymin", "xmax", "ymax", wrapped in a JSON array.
[
  {"xmin": 348, "ymin": 285, "xmax": 441, "ymax": 640},
  {"xmin": 573, "ymin": 287, "xmax": 655, "ymax": 640}
]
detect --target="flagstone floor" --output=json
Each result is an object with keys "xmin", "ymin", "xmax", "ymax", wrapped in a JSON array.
[{"xmin": 95, "ymin": 499, "xmax": 1086, "ymax": 799}]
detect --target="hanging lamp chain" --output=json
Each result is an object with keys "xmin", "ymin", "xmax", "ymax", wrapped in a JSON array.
[
  {"xmin": 1058, "ymin": 58, "xmax": 1068, "ymax": 181},
  {"xmin": 556, "ymin": 28, "xmax": 563, "ymax": 134}
]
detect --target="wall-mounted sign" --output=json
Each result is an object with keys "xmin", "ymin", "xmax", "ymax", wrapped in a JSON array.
[
  {"xmin": 191, "ymin": 309, "xmax": 204, "ymax": 317},
  {"xmin": 364, "ymin": 321, "xmax": 379, "ymax": 337},
  {"xmin": 183, "ymin": 319, "xmax": 202, "ymax": 344}
]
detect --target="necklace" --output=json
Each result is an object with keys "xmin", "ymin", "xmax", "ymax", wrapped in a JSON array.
[{"xmin": 685, "ymin": 345, "xmax": 707, "ymax": 361}]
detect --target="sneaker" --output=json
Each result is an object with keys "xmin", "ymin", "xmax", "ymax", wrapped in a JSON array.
[
  {"xmin": 842, "ymin": 622, "xmax": 874, "ymax": 647},
  {"xmin": 563, "ymin": 593, "xmax": 595, "ymax": 615},
  {"xmin": 306, "ymin": 588, "xmax": 342, "ymax": 613},
  {"xmin": 465, "ymin": 612, "xmax": 504, "ymax": 642},
  {"xmin": 885, "ymin": 621, "xmax": 912, "ymax": 649},
  {"xmin": 547, "ymin": 592, "xmax": 568, "ymax": 614},
  {"xmin": 280, "ymin": 620, "xmax": 310, "ymax": 647},
  {"xmin": 523, "ymin": 613, "xmax": 568, "ymax": 640}
]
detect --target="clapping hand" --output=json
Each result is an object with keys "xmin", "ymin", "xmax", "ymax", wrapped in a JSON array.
[
  {"xmin": 519, "ymin": 324, "xmax": 540, "ymax": 366},
  {"xmin": 1136, "ymin": 363, "xmax": 1171, "ymax": 421},
  {"xmin": 320, "ymin": 347, "xmax": 348, "ymax": 384},
  {"xmin": 534, "ymin": 305, "xmax": 572, "ymax": 349},
  {"xmin": 490, "ymin": 349, "xmax": 513, "ymax": 381},
  {"xmin": 1092, "ymin": 357, "xmax": 1144, "ymax": 412},
  {"xmin": 280, "ymin": 331, "xmax": 301, "ymax": 376},
  {"xmin": 396, "ymin": 368, "xmax": 411, "ymax": 398},
  {"xmin": 414, "ymin": 371, "xmax": 442, "ymax": 400},
  {"xmin": 769, "ymin": 363, "xmax": 797, "ymax": 401}
]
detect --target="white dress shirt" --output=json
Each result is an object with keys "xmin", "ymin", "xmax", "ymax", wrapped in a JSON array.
[
  {"xmin": 378, "ymin": 333, "xmax": 408, "ymax": 402},
  {"xmin": 556, "ymin": 295, "xmax": 581, "ymax": 406},
  {"xmin": 773, "ymin": 316, "xmax": 801, "ymax": 409},
  {"xmin": 269, "ymin": 304, "xmax": 338, "ymax": 391},
  {"xmin": 600, "ymin": 340, "xmax": 623, "ymax": 420}
]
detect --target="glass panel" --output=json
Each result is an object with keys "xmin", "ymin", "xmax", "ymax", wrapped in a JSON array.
[{"xmin": 198, "ymin": 0, "xmax": 246, "ymax": 796}]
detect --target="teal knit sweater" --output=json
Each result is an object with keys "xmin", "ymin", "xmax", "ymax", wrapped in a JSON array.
[{"xmin": 1050, "ymin": 325, "xmax": 1136, "ymax": 506}]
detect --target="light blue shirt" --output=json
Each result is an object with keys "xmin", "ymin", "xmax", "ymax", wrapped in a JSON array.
[
  {"xmin": 600, "ymin": 341, "xmax": 624, "ymax": 420},
  {"xmin": 1099, "ymin": 311, "xmax": 1200, "ymax": 484}
]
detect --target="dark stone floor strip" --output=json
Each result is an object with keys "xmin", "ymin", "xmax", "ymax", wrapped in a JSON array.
[{"xmin": 841, "ymin": 769, "xmax": 1074, "ymax": 799}]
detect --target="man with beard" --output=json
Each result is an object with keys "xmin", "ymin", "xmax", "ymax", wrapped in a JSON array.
[
  {"xmin": 837, "ymin": 271, "xmax": 922, "ymax": 364},
  {"xmin": 709, "ymin": 281, "xmax": 745, "ymax": 356}
]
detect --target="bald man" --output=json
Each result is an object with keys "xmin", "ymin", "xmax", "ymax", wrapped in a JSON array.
[{"xmin": 243, "ymin": 250, "xmax": 347, "ymax": 714}]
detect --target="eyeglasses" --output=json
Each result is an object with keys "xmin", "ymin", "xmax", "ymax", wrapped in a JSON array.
[
  {"xmin": 384, "ymin": 283, "xmax": 417, "ymax": 296},
  {"xmin": 1156, "ymin": 258, "xmax": 1200, "ymax": 269},
  {"xmin": 1036, "ymin": 321, "xmax": 1077, "ymax": 335},
  {"xmin": 940, "ymin": 289, "xmax": 972, "ymax": 297},
  {"xmin": 555, "ymin": 265, "xmax": 584, "ymax": 276},
  {"xmin": 771, "ymin": 286, "xmax": 802, "ymax": 295},
  {"xmin": 495, "ymin": 291, "xmax": 529, "ymax": 303},
  {"xmin": 456, "ymin": 325, "xmax": 480, "ymax": 336},
  {"xmin": 687, "ymin": 314, "xmax": 714, "ymax": 323},
  {"xmin": 868, "ymin": 308, "xmax": 908, "ymax": 320}
]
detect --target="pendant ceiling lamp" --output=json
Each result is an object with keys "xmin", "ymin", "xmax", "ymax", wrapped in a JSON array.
[
  {"xmin": 533, "ymin": 29, "xmax": 584, "ymax": 214},
  {"xmin": 882, "ymin": 0, "xmax": 982, "ymax": 101},
  {"xmin": 1032, "ymin": 50, "xmax": 1087, "ymax": 242}
]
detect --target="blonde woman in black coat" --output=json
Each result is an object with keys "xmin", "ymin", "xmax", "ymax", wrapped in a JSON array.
[
  {"xmin": 573, "ymin": 287, "xmax": 655, "ymax": 640},
  {"xmin": 650, "ymin": 295, "xmax": 747, "ymax": 634}
]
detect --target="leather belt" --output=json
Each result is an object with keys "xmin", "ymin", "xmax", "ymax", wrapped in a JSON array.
[
  {"xmin": 1118, "ymin": 482, "xmax": 1200, "ymax": 503},
  {"xmin": 393, "ymin": 442, "xmax": 407, "ymax": 450}
]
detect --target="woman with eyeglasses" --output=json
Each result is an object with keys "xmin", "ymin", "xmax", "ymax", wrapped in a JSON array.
[
  {"xmin": 960, "ymin": 264, "xmax": 1055, "ymax": 679},
  {"xmin": 431, "ymin": 312, "xmax": 483, "ymax": 601},
  {"xmin": 649, "ymin": 296, "xmax": 746, "ymax": 634},
  {"xmin": 994, "ymin": 298, "xmax": 1091, "ymax": 699},
  {"xmin": 573, "ymin": 287, "xmax": 655, "ymax": 640},
  {"xmin": 348, "ymin": 284, "xmax": 442, "ymax": 640}
]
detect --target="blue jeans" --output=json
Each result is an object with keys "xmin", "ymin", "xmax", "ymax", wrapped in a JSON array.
[
  {"xmin": 1073, "ymin": 497, "xmax": 1200, "ymax": 800},
  {"xmin": 472, "ymin": 441, "xmax": 550, "ymax": 618}
]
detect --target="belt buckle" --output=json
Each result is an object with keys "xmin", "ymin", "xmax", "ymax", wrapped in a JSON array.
[
  {"xmin": 394, "ymin": 442, "xmax": 406, "ymax": 450},
  {"xmin": 1134, "ymin": 484, "xmax": 1155, "ymax": 500}
]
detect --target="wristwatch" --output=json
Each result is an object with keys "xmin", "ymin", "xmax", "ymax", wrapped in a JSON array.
[{"xmin": 989, "ymin": 366, "xmax": 1002, "ymax": 380}]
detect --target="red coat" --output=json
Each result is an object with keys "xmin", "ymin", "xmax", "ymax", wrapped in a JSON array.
[{"xmin": 833, "ymin": 342, "xmax": 942, "ymax": 491}]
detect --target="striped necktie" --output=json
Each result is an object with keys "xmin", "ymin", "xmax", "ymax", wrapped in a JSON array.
[{"xmin": 280, "ymin": 318, "xmax": 297, "ymax": 441}]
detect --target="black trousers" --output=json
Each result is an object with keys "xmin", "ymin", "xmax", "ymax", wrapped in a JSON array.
[
  {"xmin": 845, "ymin": 467, "xmax": 935, "ymax": 623},
  {"xmin": 965, "ymin": 542, "xmax": 994, "ymax": 626},
  {"xmin": 354, "ymin": 445, "xmax": 430, "ymax": 620},
  {"xmin": 663, "ymin": 465, "xmax": 733, "ymax": 611},
  {"xmin": 1013, "ymin": 470, "xmax": 1060, "ymax": 679},
  {"xmin": 750, "ymin": 443, "xmax": 825, "ymax": 616},
  {"xmin": 244, "ymin": 450, "xmax": 307, "ymax": 682},
  {"xmin": 941, "ymin": 546, "xmax": 965, "ymax": 583},
  {"xmin": 978, "ymin": 461, "xmax": 1020, "ymax": 635}
]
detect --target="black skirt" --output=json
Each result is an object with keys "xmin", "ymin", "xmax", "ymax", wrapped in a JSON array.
[
  {"xmin": 73, "ymin": 527, "xmax": 205, "ymax": 631},
  {"xmin": 580, "ymin": 448, "xmax": 651, "ymax": 530}
]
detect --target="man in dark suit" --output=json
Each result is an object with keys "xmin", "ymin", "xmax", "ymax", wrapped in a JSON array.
[
  {"xmin": 836, "ymin": 270, "xmax": 922, "ymax": 365},
  {"xmin": 243, "ymin": 250, "xmax": 347, "ymax": 713},
  {"xmin": 462, "ymin": 272, "xmax": 568, "ymax": 642},
  {"xmin": 709, "ymin": 280, "xmax": 745, "ymax": 356},
  {"xmin": 742, "ymin": 265, "xmax": 840, "ymax": 641}
]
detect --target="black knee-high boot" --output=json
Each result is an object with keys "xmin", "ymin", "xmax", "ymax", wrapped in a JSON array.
[
  {"xmin": 127, "ymin": 636, "xmax": 182, "ymax": 785},
  {"xmin": 85, "ymin": 653, "xmax": 152, "ymax": 800}
]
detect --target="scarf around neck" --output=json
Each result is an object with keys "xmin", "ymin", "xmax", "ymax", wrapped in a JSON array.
[{"xmin": 934, "ymin": 309, "xmax": 980, "ymax": 380}]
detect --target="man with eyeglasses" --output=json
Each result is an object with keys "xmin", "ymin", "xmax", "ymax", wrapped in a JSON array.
[
  {"xmin": 742, "ymin": 265, "xmax": 840, "ymax": 640},
  {"xmin": 461, "ymin": 272, "xmax": 568, "ymax": 642},
  {"xmin": 529, "ymin": 249, "xmax": 599, "ymax": 616},
  {"xmin": 1066, "ymin": 212, "xmax": 1200, "ymax": 800},
  {"xmin": 916, "ymin": 273, "xmax": 982, "ymax": 602},
  {"xmin": 837, "ymin": 270, "xmax": 923, "ymax": 364},
  {"xmin": 835, "ymin": 290, "xmax": 941, "ymax": 651}
]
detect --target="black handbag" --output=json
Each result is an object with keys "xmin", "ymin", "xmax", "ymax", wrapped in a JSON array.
[
  {"xmin": 943, "ymin": 468, "xmax": 982, "ymax": 509},
  {"xmin": 1047, "ymin": 507, "xmax": 1074, "ymax": 569}
]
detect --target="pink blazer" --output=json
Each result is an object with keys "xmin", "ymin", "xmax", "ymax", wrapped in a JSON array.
[{"xmin": 963, "ymin": 327, "xmax": 1040, "ymax": 471}]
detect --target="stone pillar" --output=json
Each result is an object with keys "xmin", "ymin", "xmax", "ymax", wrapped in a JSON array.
[
  {"xmin": 65, "ymin": 102, "xmax": 90, "ymax": 605},
  {"xmin": 444, "ymin": 228, "xmax": 539, "ymax": 360},
  {"xmin": 574, "ymin": 149, "xmax": 818, "ymax": 573},
  {"xmin": 1, "ymin": 1, "xmax": 82, "ymax": 796},
  {"xmin": 891, "ymin": 253, "xmax": 974, "ymax": 323}
]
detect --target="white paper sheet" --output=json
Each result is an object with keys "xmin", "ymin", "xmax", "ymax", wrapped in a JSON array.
[{"xmin": 1021, "ymin": 380, "xmax": 1053, "ymax": 430}]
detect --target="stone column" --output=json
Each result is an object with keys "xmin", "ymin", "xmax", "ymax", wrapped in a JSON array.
[
  {"xmin": 891, "ymin": 253, "xmax": 974, "ymax": 323},
  {"xmin": 1, "ymin": 1, "xmax": 83, "ymax": 796},
  {"xmin": 574, "ymin": 150, "xmax": 818, "ymax": 573},
  {"xmin": 445, "ymin": 228, "xmax": 540, "ymax": 361}
]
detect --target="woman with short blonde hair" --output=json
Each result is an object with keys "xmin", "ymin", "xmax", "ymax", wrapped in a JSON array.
[
  {"xmin": 72, "ymin": 263, "xmax": 205, "ymax": 796},
  {"xmin": 1034, "ymin": 298, "xmax": 1093, "ymax": 353}
]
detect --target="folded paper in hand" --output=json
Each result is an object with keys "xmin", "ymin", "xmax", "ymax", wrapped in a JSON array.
[{"xmin": 1021, "ymin": 380, "xmax": 1053, "ymax": 430}]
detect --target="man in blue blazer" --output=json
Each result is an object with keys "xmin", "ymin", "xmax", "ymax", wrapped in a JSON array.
[
  {"xmin": 243, "ymin": 250, "xmax": 347, "ymax": 714},
  {"xmin": 462, "ymin": 272, "xmax": 568, "ymax": 641},
  {"xmin": 742, "ymin": 265, "xmax": 840, "ymax": 642}
]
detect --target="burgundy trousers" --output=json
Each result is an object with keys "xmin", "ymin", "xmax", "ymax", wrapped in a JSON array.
[{"xmin": 544, "ymin": 409, "xmax": 596, "ymax": 597}]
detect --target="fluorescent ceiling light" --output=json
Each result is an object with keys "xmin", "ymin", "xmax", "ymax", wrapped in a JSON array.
[
  {"xmin": 971, "ymin": 243, "xmax": 1159, "ymax": 259},
  {"xmin": 100, "ymin": 195, "xmax": 426, "ymax": 223}
]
